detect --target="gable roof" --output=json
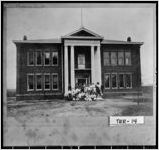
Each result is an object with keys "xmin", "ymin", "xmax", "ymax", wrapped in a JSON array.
[{"xmin": 61, "ymin": 26, "xmax": 104, "ymax": 40}]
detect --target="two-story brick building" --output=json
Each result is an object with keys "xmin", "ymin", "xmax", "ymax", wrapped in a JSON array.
[{"xmin": 13, "ymin": 27, "xmax": 143, "ymax": 100}]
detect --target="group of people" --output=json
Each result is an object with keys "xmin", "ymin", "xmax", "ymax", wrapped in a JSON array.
[{"xmin": 65, "ymin": 82, "xmax": 104, "ymax": 101}]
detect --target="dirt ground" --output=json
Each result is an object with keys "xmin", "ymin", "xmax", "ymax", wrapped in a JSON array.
[{"xmin": 4, "ymin": 96, "xmax": 155, "ymax": 146}]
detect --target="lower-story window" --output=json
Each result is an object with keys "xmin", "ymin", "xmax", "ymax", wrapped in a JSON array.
[
  {"xmin": 27, "ymin": 74, "xmax": 34, "ymax": 91},
  {"xmin": 36, "ymin": 74, "xmax": 42, "ymax": 90},
  {"xmin": 52, "ymin": 74, "xmax": 58, "ymax": 90},
  {"xmin": 118, "ymin": 74, "xmax": 124, "ymax": 88},
  {"xmin": 44, "ymin": 74, "xmax": 50, "ymax": 90},
  {"xmin": 111, "ymin": 73, "xmax": 117, "ymax": 89},
  {"xmin": 104, "ymin": 74, "xmax": 110, "ymax": 89},
  {"xmin": 125, "ymin": 74, "xmax": 132, "ymax": 88}
]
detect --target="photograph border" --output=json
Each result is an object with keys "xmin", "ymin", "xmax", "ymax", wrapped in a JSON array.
[{"xmin": 1, "ymin": 1, "xmax": 158, "ymax": 149}]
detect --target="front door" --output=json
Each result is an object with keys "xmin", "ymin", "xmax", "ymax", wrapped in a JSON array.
[{"xmin": 77, "ymin": 78, "xmax": 87, "ymax": 86}]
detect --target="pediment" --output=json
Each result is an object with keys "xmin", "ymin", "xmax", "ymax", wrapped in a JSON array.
[{"xmin": 62, "ymin": 27, "xmax": 103, "ymax": 40}]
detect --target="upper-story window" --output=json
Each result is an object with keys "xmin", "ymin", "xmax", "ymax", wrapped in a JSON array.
[
  {"xmin": 125, "ymin": 51, "xmax": 131, "ymax": 65},
  {"xmin": 36, "ymin": 51, "xmax": 42, "ymax": 65},
  {"xmin": 52, "ymin": 52, "xmax": 58, "ymax": 65},
  {"xmin": 28, "ymin": 52, "xmax": 34, "ymax": 66},
  {"xmin": 104, "ymin": 52, "xmax": 110, "ymax": 66},
  {"xmin": 111, "ymin": 52, "xmax": 117, "ymax": 66},
  {"xmin": 78, "ymin": 54, "xmax": 85, "ymax": 69},
  {"xmin": 118, "ymin": 52, "xmax": 124, "ymax": 65},
  {"xmin": 44, "ymin": 52, "xmax": 50, "ymax": 65}
]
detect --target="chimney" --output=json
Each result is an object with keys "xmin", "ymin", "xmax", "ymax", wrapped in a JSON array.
[
  {"xmin": 127, "ymin": 37, "xmax": 131, "ymax": 42},
  {"xmin": 23, "ymin": 35, "xmax": 27, "ymax": 40}
]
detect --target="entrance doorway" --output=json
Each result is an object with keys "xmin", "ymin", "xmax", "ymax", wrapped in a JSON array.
[{"xmin": 77, "ymin": 78, "xmax": 87, "ymax": 86}]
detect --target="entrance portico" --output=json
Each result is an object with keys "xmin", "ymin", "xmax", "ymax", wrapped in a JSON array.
[{"xmin": 64, "ymin": 40, "xmax": 102, "ymax": 94}]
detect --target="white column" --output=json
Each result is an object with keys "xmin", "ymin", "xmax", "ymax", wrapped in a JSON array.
[
  {"xmin": 96, "ymin": 45, "xmax": 101, "ymax": 84},
  {"xmin": 91, "ymin": 45, "xmax": 95, "ymax": 84},
  {"xmin": 71, "ymin": 45, "xmax": 75, "ymax": 89},
  {"xmin": 64, "ymin": 45, "xmax": 68, "ymax": 94}
]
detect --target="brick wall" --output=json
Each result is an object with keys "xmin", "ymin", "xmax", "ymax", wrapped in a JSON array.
[
  {"xmin": 16, "ymin": 43, "xmax": 63, "ymax": 100},
  {"xmin": 101, "ymin": 44, "xmax": 142, "ymax": 91}
]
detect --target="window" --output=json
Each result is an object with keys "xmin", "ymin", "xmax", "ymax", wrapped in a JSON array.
[
  {"xmin": 27, "ymin": 74, "xmax": 34, "ymax": 91},
  {"xmin": 28, "ymin": 52, "xmax": 34, "ymax": 66},
  {"xmin": 44, "ymin": 74, "xmax": 50, "ymax": 90},
  {"xmin": 118, "ymin": 74, "xmax": 124, "ymax": 88},
  {"xmin": 125, "ymin": 74, "xmax": 132, "ymax": 88},
  {"xmin": 36, "ymin": 74, "xmax": 42, "ymax": 90},
  {"xmin": 111, "ymin": 73, "xmax": 117, "ymax": 88},
  {"xmin": 52, "ymin": 52, "xmax": 58, "ymax": 65},
  {"xmin": 36, "ymin": 51, "xmax": 42, "ymax": 65},
  {"xmin": 111, "ymin": 52, "xmax": 117, "ymax": 65},
  {"xmin": 104, "ymin": 52, "xmax": 110, "ymax": 66},
  {"xmin": 44, "ymin": 52, "xmax": 50, "ymax": 65},
  {"xmin": 104, "ymin": 74, "xmax": 110, "ymax": 89},
  {"xmin": 118, "ymin": 52, "xmax": 124, "ymax": 65},
  {"xmin": 125, "ymin": 51, "xmax": 131, "ymax": 65},
  {"xmin": 78, "ymin": 54, "xmax": 85, "ymax": 69},
  {"xmin": 52, "ymin": 74, "xmax": 58, "ymax": 90}
]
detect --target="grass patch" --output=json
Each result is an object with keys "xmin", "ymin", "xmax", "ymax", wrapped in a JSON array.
[{"xmin": 116, "ymin": 103, "xmax": 153, "ymax": 116}]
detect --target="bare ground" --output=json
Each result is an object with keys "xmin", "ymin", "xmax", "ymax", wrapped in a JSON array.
[{"xmin": 4, "ymin": 96, "xmax": 155, "ymax": 146}]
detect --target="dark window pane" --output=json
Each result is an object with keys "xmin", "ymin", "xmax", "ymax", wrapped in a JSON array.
[
  {"xmin": 125, "ymin": 74, "xmax": 132, "ymax": 88},
  {"xmin": 125, "ymin": 52, "xmax": 131, "ymax": 65},
  {"xmin": 111, "ymin": 74, "xmax": 117, "ymax": 88},
  {"xmin": 28, "ymin": 52, "xmax": 34, "ymax": 65},
  {"xmin": 36, "ymin": 75, "xmax": 42, "ymax": 90},
  {"xmin": 111, "ymin": 52, "xmax": 117, "ymax": 65},
  {"xmin": 104, "ymin": 74, "xmax": 110, "ymax": 88},
  {"xmin": 45, "ymin": 75, "xmax": 50, "ymax": 89},
  {"xmin": 52, "ymin": 52, "xmax": 58, "ymax": 65},
  {"xmin": 119, "ymin": 74, "xmax": 124, "ymax": 88},
  {"xmin": 118, "ymin": 52, "xmax": 124, "ymax": 65},
  {"xmin": 28, "ymin": 75, "xmax": 34, "ymax": 90},
  {"xmin": 52, "ymin": 74, "xmax": 58, "ymax": 89},
  {"xmin": 36, "ymin": 51, "xmax": 42, "ymax": 65},
  {"xmin": 44, "ymin": 52, "xmax": 50, "ymax": 65},
  {"xmin": 104, "ymin": 52, "xmax": 110, "ymax": 66}
]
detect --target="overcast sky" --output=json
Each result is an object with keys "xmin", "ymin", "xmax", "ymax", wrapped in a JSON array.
[{"xmin": 5, "ymin": 3, "xmax": 155, "ymax": 89}]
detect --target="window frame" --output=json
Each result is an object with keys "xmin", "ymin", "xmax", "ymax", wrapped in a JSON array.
[
  {"xmin": 52, "ymin": 51, "xmax": 58, "ymax": 66},
  {"xmin": 118, "ymin": 51, "xmax": 124, "ymax": 66},
  {"xmin": 52, "ymin": 73, "xmax": 58, "ymax": 90},
  {"xmin": 35, "ymin": 73, "xmax": 43, "ymax": 91},
  {"xmin": 36, "ymin": 50, "xmax": 42, "ymax": 66},
  {"xmin": 103, "ymin": 52, "xmax": 110, "ymax": 66},
  {"xmin": 27, "ymin": 73, "xmax": 34, "ymax": 91},
  {"xmin": 110, "ymin": 52, "xmax": 117, "ymax": 66},
  {"xmin": 44, "ymin": 51, "xmax": 50, "ymax": 66},
  {"xmin": 125, "ymin": 73, "xmax": 132, "ymax": 89},
  {"xmin": 111, "ymin": 73, "xmax": 118, "ymax": 89},
  {"xmin": 44, "ymin": 73, "xmax": 51, "ymax": 90},
  {"xmin": 27, "ymin": 51, "xmax": 34, "ymax": 66},
  {"xmin": 78, "ymin": 54, "xmax": 85, "ymax": 69},
  {"xmin": 104, "ymin": 73, "xmax": 110, "ymax": 89},
  {"xmin": 125, "ymin": 51, "xmax": 131, "ymax": 66},
  {"xmin": 118, "ymin": 73, "xmax": 125, "ymax": 89}
]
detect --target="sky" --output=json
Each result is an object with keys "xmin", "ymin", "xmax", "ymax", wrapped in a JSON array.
[{"xmin": 5, "ymin": 3, "xmax": 155, "ymax": 89}]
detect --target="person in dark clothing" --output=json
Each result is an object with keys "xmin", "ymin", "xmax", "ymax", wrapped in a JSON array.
[{"xmin": 95, "ymin": 82, "xmax": 101, "ymax": 97}]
